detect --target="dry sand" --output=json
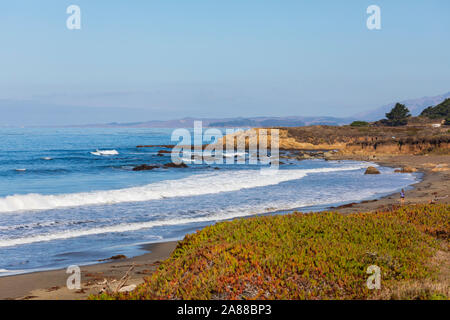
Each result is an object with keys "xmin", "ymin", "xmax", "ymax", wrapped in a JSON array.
[{"xmin": 0, "ymin": 155, "xmax": 448, "ymax": 300}]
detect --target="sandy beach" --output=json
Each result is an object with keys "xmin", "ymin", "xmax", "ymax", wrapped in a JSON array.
[
  {"xmin": 330, "ymin": 154, "xmax": 450, "ymax": 213},
  {"xmin": 1, "ymin": 154, "xmax": 448, "ymax": 300},
  {"xmin": 0, "ymin": 241, "xmax": 178, "ymax": 300}
]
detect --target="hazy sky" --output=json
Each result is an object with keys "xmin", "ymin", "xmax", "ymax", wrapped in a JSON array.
[{"xmin": 1, "ymin": 0, "xmax": 449, "ymax": 124}]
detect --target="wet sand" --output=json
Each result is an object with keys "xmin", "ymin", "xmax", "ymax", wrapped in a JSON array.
[
  {"xmin": 0, "ymin": 241, "xmax": 178, "ymax": 300},
  {"xmin": 0, "ymin": 155, "xmax": 448, "ymax": 300}
]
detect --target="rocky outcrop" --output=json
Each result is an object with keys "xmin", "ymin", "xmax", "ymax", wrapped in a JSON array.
[
  {"xmin": 137, "ymin": 145, "xmax": 175, "ymax": 148},
  {"xmin": 216, "ymin": 128, "xmax": 346, "ymax": 150},
  {"xmin": 215, "ymin": 125, "xmax": 449, "ymax": 156},
  {"xmin": 342, "ymin": 140, "xmax": 450, "ymax": 156},
  {"xmin": 133, "ymin": 164, "xmax": 159, "ymax": 171},
  {"xmin": 394, "ymin": 166, "xmax": 417, "ymax": 173},
  {"xmin": 431, "ymin": 164, "xmax": 449, "ymax": 172},
  {"xmin": 364, "ymin": 167, "xmax": 380, "ymax": 174},
  {"xmin": 133, "ymin": 162, "xmax": 189, "ymax": 170}
]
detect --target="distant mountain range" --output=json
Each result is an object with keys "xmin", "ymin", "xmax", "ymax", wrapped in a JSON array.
[
  {"xmin": 73, "ymin": 116, "xmax": 355, "ymax": 128},
  {"xmin": 72, "ymin": 91, "xmax": 449, "ymax": 128},
  {"xmin": 1, "ymin": 91, "xmax": 449, "ymax": 128}
]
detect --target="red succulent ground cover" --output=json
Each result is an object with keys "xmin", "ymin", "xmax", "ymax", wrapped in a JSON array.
[{"xmin": 93, "ymin": 204, "xmax": 449, "ymax": 300}]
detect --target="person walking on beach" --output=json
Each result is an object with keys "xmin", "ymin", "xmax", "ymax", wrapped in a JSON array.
[{"xmin": 400, "ymin": 189, "xmax": 405, "ymax": 206}]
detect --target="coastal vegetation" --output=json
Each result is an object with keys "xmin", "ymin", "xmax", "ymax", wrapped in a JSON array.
[
  {"xmin": 94, "ymin": 204, "xmax": 449, "ymax": 300},
  {"xmin": 350, "ymin": 121, "xmax": 369, "ymax": 127},
  {"xmin": 273, "ymin": 98, "xmax": 449, "ymax": 153},
  {"xmin": 420, "ymin": 98, "xmax": 450, "ymax": 120},
  {"xmin": 383, "ymin": 103, "xmax": 411, "ymax": 126}
]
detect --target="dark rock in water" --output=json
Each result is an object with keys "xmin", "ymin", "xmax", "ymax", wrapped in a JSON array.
[
  {"xmin": 133, "ymin": 164, "xmax": 159, "ymax": 171},
  {"xmin": 364, "ymin": 166, "xmax": 380, "ymax": 174},
  {"xmin": 296, "ymin": 154, "xmax": 312, "ymax": 160},
  {"xmin": 270, "ymin": 160, "xmax": 285, "ymax": 166},
  {"xmin": 323, "ymin": 151, "xmax": 337, "ymax": 159},
  {"xmin": 98, "ymin": 254, "xmax": 127, "ymax": 261},
  {"xmin": 163, "ymin": 162, "xmax": 188, "ymax": 168},
  {"xmin": 309, "ymin": 151, "xmax": 324, "ymax": 157},
  {"xmin": 137, "ymin": 144, "xmax": 175, "ymax": 148}
]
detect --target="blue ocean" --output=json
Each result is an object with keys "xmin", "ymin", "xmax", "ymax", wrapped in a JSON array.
[{"xmin": 0, "ymin": 128, "xmax": 418, "ymax": 275}]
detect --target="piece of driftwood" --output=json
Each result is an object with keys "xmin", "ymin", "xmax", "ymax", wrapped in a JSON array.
[
  {"xmin": 114, "ymin": 264, "xmax": 135, "ymax": 294},
  {"xmin": 98, "ymin": 264, "xmax": 135, "ymax": 295}
]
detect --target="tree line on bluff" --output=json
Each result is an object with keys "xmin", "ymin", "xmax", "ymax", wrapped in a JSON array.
[{"xmin": 351, "ymin": 98, "xmax": 450, "ymax": 127}]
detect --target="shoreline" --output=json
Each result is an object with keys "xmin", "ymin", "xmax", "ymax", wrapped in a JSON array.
[
  {"xmin": 328, "ymin": 154, "xmax": 449, "ymax": 214},
  {"xmin": 0, "ymin": 241, "xmax": 178, "ymax": 300},
  {"xmin": 0, "ymin": 154, "xmax": 448, "ymax": 300}
]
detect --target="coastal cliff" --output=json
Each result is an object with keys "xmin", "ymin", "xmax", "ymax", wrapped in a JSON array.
[{"xmin": 218, "ymin": 125, "xmax": 450, "ymax": 156}]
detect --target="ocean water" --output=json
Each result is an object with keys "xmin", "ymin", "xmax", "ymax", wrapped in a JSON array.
[{"xmin": 0, "ymin": 128, "xmax": 418, "ymax": 276}]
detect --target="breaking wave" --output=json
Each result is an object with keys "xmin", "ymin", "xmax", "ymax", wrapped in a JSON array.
[
  {"xmin": 0, "ymin": 183, "xmax": 395, "ymax": 248},
  {"xmin": 0, "ymin": 165, "xmax": 367, "ymax": 213},
  {"xmin": 90, "ymin": 149, "xmax": 119, "ymax": 156}
]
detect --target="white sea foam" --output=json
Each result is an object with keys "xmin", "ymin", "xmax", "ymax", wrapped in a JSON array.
[
  {"xmin": 0, "ymin": 220, "xmax": 87, "ymax": 231},
  {"xmin": 0, "ymin": 165, "xmax": 368, "ymax": 214},
  {"xmin": 0, "ymin": 219, "xmax": 186, "ymax": 248},
  {"xmin": 223, "ymin": 151, "xmax": 247, "ymax": 158},
  {"xmin": 90, "ymin": 149, "xmax": 119, "ymax": 156}
]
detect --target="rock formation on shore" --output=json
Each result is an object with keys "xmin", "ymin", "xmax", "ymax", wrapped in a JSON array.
[
  {"xmin": 214, "ymin": 125, "xmax": 450, "ymax": 157},
  {"xmin": 364, "ymin": 167, "xmax": 380, "ymax": 174},
  {"xmin": 163, "ymin": 162, "xmax": 188, "ymax": 168},
  {"xmin": 395, "ymin": 166, "xmax": 418, "ymax": 173}
]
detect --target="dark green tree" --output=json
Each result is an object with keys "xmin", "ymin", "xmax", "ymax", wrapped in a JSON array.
[{"xmin": 385, "ymin": 103, "xmax": 411, "ymax": 126}]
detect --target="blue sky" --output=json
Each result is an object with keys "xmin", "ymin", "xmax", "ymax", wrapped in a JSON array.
[{"xmin": 0, "ymin": 0, "xmax": 449, "ymax": 124}]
